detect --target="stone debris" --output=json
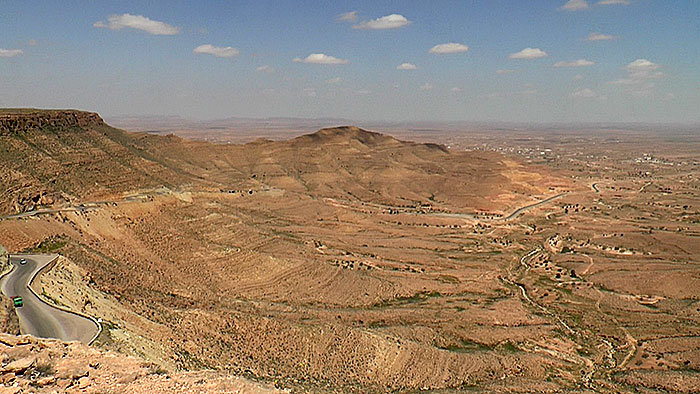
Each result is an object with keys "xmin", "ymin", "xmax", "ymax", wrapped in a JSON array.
[{"xmin": 0, "ymin": 334, "xmax": 284, "ymax": 393}]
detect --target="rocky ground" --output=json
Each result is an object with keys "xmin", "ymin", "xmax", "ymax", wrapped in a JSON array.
[{"xmin": 0, "ymin": 333, "xmax": 284, "ymax": 394}]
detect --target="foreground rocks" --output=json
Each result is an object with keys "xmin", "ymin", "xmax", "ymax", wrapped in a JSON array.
[{"xmin": 0, "ymin": 333, "xmax": 284, "ymax": 393}]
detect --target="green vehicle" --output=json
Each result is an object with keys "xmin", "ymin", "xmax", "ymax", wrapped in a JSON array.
[{"xmin": 12, "ymin": 296, "xmax": 23, "ymax": 308}]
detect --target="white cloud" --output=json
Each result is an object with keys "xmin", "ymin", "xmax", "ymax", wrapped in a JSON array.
[
  {"xmin": 573, "ymin": 74, "xmax": 584, "ymax": 80},
  {"xmin": 356, "ymin": 89, "xmax": 371, "ymax": 95},
  {"xmin": 611, "ymin": 59, "xmax": 664, "ymax": 89},
  {"xmin": 496, "ymin": 69, "xmax": 515, "ymax": 74},
  {"xmin": 28, "ymin": 39, "xmax": 37, "ymax": 46},
  {"xmin": 337, "ymin": 11, "xmax": 358, "ymax": 22},
  {"xmin": 93, "ymin": 13, "xmax": 179, "ymax": 35},
  {"xmin": 429, "ymin": 43, "xmax": 469, "ymax": 54},
  {"xmin": 451, "ymin": 87, "xmax": 462, "ymax": 93},
  {"xmin": 419, "ymin": 83, "xmax": 433, "ymax": 91},
  {"xmin": 554, "ymin": 59, "xmax": 595, "ymax": 67},
  {"xmin": 625, "ymin": 59, "xmax": 661, "ymax": 72},
  {"xmin": 293, "ymin": 53, "xmax": 348, "ymax": 65},
  {"xmin": 509, "ymin": 48, "xmax": 547, "ymax": 59},
  {"xmin": 586, "ymin": 32, "xmax": 615, "ymax": 41},
  {"xmin": 302, "ymin": 88, "xmax": 317, "ymax": 97},
  {"xmin": 353, "ymin": 14, "xmax": 411, "ymax": 30},
  {"xmin": 325, "ymin": 77, "xmax": 342, "ymax": 84},
  {"xmin": 194, "ymin": 44, "xmax": 239, "ymax": 58},
  {"xmin": 571, "ymin": 88, "xmax": 597, "ymax": 98},
  {"xmin": 0, "ymin": 48, "xmax": 23, "ymax": 57},
  {"xmin": 561, "ymin": 0, "xmax": 589, "ymax": 11},
  {"xmin": 598, "ymin": 0, "xmax": 629, "ymax": 5},
  {"xmin": 256, "ymin": 65, "xmax": 274, "ymax": 73},
  {"xmin": 397, "ymin": 62, "xmax": 417, "ymax": 70}
]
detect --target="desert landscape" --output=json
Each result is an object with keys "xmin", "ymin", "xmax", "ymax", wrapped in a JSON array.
[
  {"xmin": 0, "ymin": 109, "xmax": 698, "ymax": 393},
  {"xmin": 2, "ymin": 2, "xmax": 699, "ymax": 393}
]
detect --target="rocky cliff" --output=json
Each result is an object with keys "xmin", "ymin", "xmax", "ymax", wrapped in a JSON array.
[
  {"xmin": 0, "ymin": 109, "xmax": 104, "ymax": 136},
  {"xmin": 0, "ymin": 109, "xmax": 193, "ymax": 215}
]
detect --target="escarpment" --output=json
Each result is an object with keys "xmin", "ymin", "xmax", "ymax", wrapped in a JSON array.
[{"xmin": 0, "ymin": 109, "xmax": 104, "ymax": 135}]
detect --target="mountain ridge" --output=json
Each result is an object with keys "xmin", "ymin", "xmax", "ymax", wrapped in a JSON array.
[{"xmin": 0, "ymin": 109, "xmax": 104, "ymax": 135}]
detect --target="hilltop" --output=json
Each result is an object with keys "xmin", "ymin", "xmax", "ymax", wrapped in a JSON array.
[{"xmin": 0, "ymin": 110, "xmax": 560, "ymax": 216}]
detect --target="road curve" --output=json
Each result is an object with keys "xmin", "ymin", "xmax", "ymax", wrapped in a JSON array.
[
  {"xmin": 0, "ymin": 254, "xmax": 99, "ymax": 344},
  {"xmin": 431, "ymin": 192, "xmax": 567, "ymax": 221},
  {"xmin": 502, "ymin": 192, "xmax": 567, "ymax": 221}
]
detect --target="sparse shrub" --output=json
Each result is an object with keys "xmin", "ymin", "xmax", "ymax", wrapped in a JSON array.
[
  {"xmin": 147, "ymin": 363, "xmax": 169, "ymax": 375},
  {"xmin": 34, "ymin": 362, "xmax": 55, "ymax": 377}
]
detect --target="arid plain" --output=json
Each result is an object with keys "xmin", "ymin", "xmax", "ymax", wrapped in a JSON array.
[{"xmin": 1, "ymin": 110, "xmax": 699, "ymax": 393}]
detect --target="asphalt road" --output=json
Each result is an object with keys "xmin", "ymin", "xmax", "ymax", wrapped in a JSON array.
[
  {"xmin": 0, "ymin": 254, "xmax": 99, "ymax": 343},
  {"xmin": 430, "ymin": 192, "xmax": 567, "ymax": 221},
  {"xmin": 502, "ymin": 192, "xmax": 567, "ymax": 220}
]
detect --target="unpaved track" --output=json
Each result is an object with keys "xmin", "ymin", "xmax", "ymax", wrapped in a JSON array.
[{"xmin": 0, "ymin": 254, "xmax": 99, "ymax": 344}]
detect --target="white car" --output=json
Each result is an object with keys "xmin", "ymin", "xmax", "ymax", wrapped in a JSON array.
[{"xmin": 19, "ymin": 259, "xmax": 27, "ymax": 265}]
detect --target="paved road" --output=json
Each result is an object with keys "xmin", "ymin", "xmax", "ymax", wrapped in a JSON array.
[
  {"xmin": 430, "ymin": 192, "xmax": 567, "ymax": 221},
  {"xmin": 0, "ymin": 254, "xmax": 99, "ymax": 343},
  {"xmin": 502, "ymin": 192, "xmax": 567, "ymax": 220},
  {"xmin": 1, "ymin": 205, "xmax": 98, "ymax": 220}
]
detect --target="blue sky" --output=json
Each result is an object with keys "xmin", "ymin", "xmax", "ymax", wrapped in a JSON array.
[{"xmin": 1, "ymin": 1, "xmax": 698, "ymax": 123}]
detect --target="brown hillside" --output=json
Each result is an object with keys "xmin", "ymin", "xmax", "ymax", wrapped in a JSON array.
[
  {"xmin": 0, "ymin": 111, "xmax": 561, "ymax": 216},
  {"xmin": 0, "ymin": 110, "xmax": 578, "ymax": 393}
]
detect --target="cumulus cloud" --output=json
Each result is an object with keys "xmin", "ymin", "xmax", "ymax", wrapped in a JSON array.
[
  {"xmin": 625, "ymin": 59, "xmax": 661, "ymax": 72},
  {"xmin": 586, "ymin": 32, "xmax": 615, "ymax": 41},
  {"xmin": 256, "ymin": 65, "xmax": 274, "ymax": 73},
  {"xmin": 509, "ymin": 48, "xmax": 547, "ymax": 59},
  {"xmin": 353, "ymin": 14, "xmax": 411, "ymax": 29},
  {"xmin": 93, "ymin": 13, "xmax": 179, "ymax": 35},
  {"xmin": 293, "ymin": 53, "xmax": 348, "ymax": 65},
  {"xmin": 325, "ymin": 77, "xmax": 342, "ymax": 84},
  {"xmin": 194, "ymin": 44, "xmax": 239, "ymax": 58},
  {"xmin": 429, "ymin": 43, "xmax": 469, "ymax": 54},
  {"xmin": 573, "ymin": 74, "xmax": 584, "ymax": 80},
  {"xmin": 571, "ymin": 88, "xmax": 597, "ymax": 98},
  {"xmin": 611, "ymin": 59, "xmax": 664, "ymax": 91},
  {"xmin": 337, "ymin": 11, "xmax": 358, "ymax": 22},
  {"xmin": 496, "ymin": 69, "xmax": 515, "ymax": 74},
  {"xmin": 396, "ymin": 62, "xmax": 417, "ymax": 70},
  {"xmin": 419, "ymin": 83, "xmax": 433, "ymax": 91},
  {"xmin": 451, "ymin": 87, "xmax": 462, "ymax": 93},
  {"xmin": 560, "ymin": 0, "xmax": 589, "ymax": 11},
  {"xmin": 356, "ymin": 89, "xmax": 371, "ymax": 95},
  {"xmin": 598, "ymin": 0, "xmax": 629, "ymax": 5},
  {"xmin": 554, "ymin": 59, "xmax": 595, "ymax": 67},
  {"xmin": 0, "ymin": 48, "xmax": 23, "ymax": 57}
]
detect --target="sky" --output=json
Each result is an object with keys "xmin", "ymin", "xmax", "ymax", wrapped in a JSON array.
[{"xmin": 1, "ymin": 0, "xmax": 699, "ymax": 123}]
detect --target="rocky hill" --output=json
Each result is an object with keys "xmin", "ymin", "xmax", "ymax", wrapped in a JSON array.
[
  {"xmin": 0, "ymin": 110, "xmax": 556, "ymax": 216},
  {"xmin": 0, "ymin": 109, "xmax": 104, "ymax": 135},
  {"xmin": 0, "ymin": 109, "xmax": 204, "ymax": 215}
]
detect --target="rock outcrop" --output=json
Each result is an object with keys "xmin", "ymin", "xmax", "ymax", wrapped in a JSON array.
[
  {"xmin": 0, "ymin": 333, "xmax": 283, "ymax": 393},
  {"xmin": 0, "ymin": 110, "xmax": 104, "ymax": 135}
]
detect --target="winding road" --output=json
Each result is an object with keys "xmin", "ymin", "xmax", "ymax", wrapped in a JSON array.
[
  {"xmin": 431, "ymin": 192, "xmax": 567, "ymax": 221},
  {"xmin": 501, "ymin": 193, "xmax": 567, "ymax": 220},
  {"xmin": 0, "ymin": 254, "xmax": 99, "ymax": 344}
]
